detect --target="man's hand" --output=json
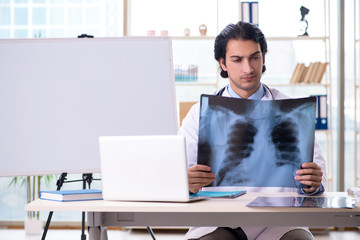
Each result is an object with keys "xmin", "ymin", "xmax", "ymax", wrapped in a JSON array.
[
  {"xmin": 294, "ymin": 162, "xmax": 323, "ymax": 194},
  {"xmin": 188, "ymin": 164, "xmax": 216, "ymax": 193}
]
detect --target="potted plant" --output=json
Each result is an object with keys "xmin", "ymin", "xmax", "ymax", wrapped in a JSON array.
[{"xmin": 9, "ymin": 175, "xmax": 56, "ymax": 235}]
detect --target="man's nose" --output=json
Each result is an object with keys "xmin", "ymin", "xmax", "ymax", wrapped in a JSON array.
[{"xmin": 243, "ymin": 59, "xmax": 253, "ymax": 73}]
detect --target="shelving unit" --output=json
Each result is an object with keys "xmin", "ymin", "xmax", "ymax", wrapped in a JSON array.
[
  {"xmin": 354, "ymin": 0, "xmax": 360, "ymax": 187},
  {"xmin": 123, "ymin": 0, "xmax": 334, "ymax": 190},
  {"xmin": 262, "ymin": 0, "xmax": 333, "ymax": 190}
]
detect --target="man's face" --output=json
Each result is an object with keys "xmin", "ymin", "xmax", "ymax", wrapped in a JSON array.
[{"xmin": 220, "ymin": 39, "xmax": 264, "ymax": 99}]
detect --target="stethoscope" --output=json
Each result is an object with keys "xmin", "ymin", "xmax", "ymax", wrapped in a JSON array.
[{"xmin": 216, "ymin": 83, "xmax": 275, "ymax": 100}]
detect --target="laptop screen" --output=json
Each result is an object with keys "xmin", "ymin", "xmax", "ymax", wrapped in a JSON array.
[{"xmin": 99, "ymin": 135, "xmax": 193, "ymax": 202}]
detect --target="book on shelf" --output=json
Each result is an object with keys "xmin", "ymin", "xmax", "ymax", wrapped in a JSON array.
[
  {"xmin": 298, "ymin": 64, "xmax": 308, "ymax": 83},
  {"xmin": 39, "ymin": 189, "xmax": 103, "ymax": 202},
  {"xmin": 310, "ymin": 62, "xmax": 321, "ymax": 83},
  {"xmin": 314, "ymin": 95, "xmax": 328, "ymax": 130},
  {"xmin": 290, "ymin": 63, "xmax": 306, "ymax": 84},
  {"xmin": 290, "ymin": 63, "xmax": 301, "ymax": 84},
  {"xmin": 241, "ymin": 2, "xmax": 259, "ymax": 25},
  {"xmin": 313, "ymin": 62, "xmax": 328, "ymax": 83},
  {"xmin": 303, "ymin": 62, "xmax": 317, "ymax": 83},
  {"xmin": 290, "ymin": 62, "xmax": 328, "ymax": 84},
  {"xmin": 250, "ymin": 2, "xmax": 259, "ymax": 25}
]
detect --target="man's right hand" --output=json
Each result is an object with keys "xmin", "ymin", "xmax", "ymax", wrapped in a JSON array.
[{"xmin": 188, "ymin": 164, "xmax": 216, "ymax": 193}]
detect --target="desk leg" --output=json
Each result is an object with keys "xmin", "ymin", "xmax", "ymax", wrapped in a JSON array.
[
  {"xmin": 87, "ymin": 212, "xmax": 108, "ymax": 240},
  {"xmin": 88, "ymin": 226, "xmax": 108, "ymax": 240}
]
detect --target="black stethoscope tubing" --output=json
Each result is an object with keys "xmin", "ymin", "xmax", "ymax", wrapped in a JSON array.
[{"xmin": 216, "ymin": 83, "xmax": 275, "ymax": 100}]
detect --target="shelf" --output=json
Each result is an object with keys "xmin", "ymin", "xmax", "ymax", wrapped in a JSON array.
[
  {"xmin": 175, "ymin": 82, "xmax": 217, "ymax": 87},
  {"xmin": 171, "ymin": 36, "xmax": 216, "ymax": 40},
  {"xmin": 266, "ymin": 36, "xmax": 330, "ymax": 41},
  {"xmin": 170, "ymin": 36, "xmax": 328, "ymax": 41},
  {"xmin": 267, "ymin": 83, "xmax": 330, "ymax": 87},
  {"xmin": 315, "ymin": 129, "xmax": 331, "ymax": 133}
]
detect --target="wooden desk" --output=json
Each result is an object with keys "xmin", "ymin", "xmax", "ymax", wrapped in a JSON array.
[{"xmin": 25, "ymin": 192, "xmax": 360, "ymax": 240}]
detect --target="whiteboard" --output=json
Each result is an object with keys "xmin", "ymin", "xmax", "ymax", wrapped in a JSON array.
[{"xmin": 0, "ymin": 37, "xmax": 178, "ymax": 176}]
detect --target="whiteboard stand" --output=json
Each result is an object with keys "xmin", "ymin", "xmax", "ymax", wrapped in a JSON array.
[
  {"xmin": 147, "ymin": 227, "xmax": 157, "ymax": 240},
  {"xmin": 42, "ymin": 172, "xmax": 67, "ymax": 240},
  {"xmin": 80, "ymin": 174, "xmax": 97, "ymax": 240},
  {"xmin": 41, "ymin": 173, "xmax": 102, "ymax": 240}
]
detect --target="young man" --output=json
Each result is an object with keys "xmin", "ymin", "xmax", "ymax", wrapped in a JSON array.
[{"xmin": 179, "ymin": 21, "xmax": 326, "ymax": 240}]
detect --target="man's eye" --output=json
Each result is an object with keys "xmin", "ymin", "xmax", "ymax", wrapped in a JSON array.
[{"xmin": 251, "ymin": 56, "xmax": 260, "ymax": 60}]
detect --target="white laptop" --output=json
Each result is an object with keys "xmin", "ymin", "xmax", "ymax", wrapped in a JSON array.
[{"xmin": 99, "ymin": 135, "xmax": 205, "ymax": 202}]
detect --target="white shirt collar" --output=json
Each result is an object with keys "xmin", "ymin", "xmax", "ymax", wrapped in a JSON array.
[{"xmin": 226, "ymin": 83, "xmax": 265, "ymax": 100}]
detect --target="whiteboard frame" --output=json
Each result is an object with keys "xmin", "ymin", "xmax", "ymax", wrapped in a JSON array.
[{"xmin": 0, "ymin": 37, "xmax": 178, "ymax": 176}]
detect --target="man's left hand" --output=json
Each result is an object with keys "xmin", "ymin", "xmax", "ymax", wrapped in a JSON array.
[{"xmin": 294, "ymin": 162, "xmax": 323, "ymax": 194}]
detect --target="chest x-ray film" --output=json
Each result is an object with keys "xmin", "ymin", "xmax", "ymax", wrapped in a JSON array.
[{"xmin": 198, "ymin": 95, "xmax": 316, "ymax": 188}]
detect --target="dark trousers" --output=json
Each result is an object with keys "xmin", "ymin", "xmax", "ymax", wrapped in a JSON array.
[{"xmin": 190, "ymin": 227, "xmax": 314, "ymax": 240}]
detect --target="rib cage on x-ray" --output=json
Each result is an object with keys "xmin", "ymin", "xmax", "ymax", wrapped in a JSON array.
[
  {"xmin": 198, "ymin": 95, "xmax": 316, "ymax": 188},
  {"xmin": 216, "ymin": 119, "xmax": 257, "ymax": 185},
  {"xmin": 271, "ymin": 118, "xmax": 301, "ymax": 167}
]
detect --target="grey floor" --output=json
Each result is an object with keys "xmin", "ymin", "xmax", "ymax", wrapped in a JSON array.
[{"xmin": 1, "ymin": 228, "xmax": 360, "ymax": 240}]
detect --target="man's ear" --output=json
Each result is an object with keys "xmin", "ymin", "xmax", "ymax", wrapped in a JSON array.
[
  {"xmin": 262, "ymin": 53, "xmax": 266, "ymax": 64},
  {"xmin": 262, "ymin": 53, "xmax": 266, "ymax": 73},
  {"xmin": 220, "ymin": 58, "xmax": 227, "ymax": 71}
]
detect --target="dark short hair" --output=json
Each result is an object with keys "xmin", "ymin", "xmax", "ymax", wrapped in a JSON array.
[{"xmin": 214, "ymin": 21, "xmax": 268, "ymax": 78}]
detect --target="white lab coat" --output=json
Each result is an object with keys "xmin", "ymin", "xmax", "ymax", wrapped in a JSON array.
[{"xmin": 179, "ymin": 85, "xmax": 327, "ymax": 240}]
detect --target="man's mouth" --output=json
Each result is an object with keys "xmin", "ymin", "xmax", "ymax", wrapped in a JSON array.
[{"xmin": 242, "ymin": 75, "xmax": 255, "ymax": 81}]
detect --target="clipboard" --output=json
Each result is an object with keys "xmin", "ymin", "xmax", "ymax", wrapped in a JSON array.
[{"xmin": 190, "ymin": 190, "xmax": 246, "ymax": 199}]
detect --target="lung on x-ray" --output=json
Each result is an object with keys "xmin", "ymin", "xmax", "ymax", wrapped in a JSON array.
[{"xmin": 197, "ymin": 95, "xmax": 316, "ymax": 188}]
